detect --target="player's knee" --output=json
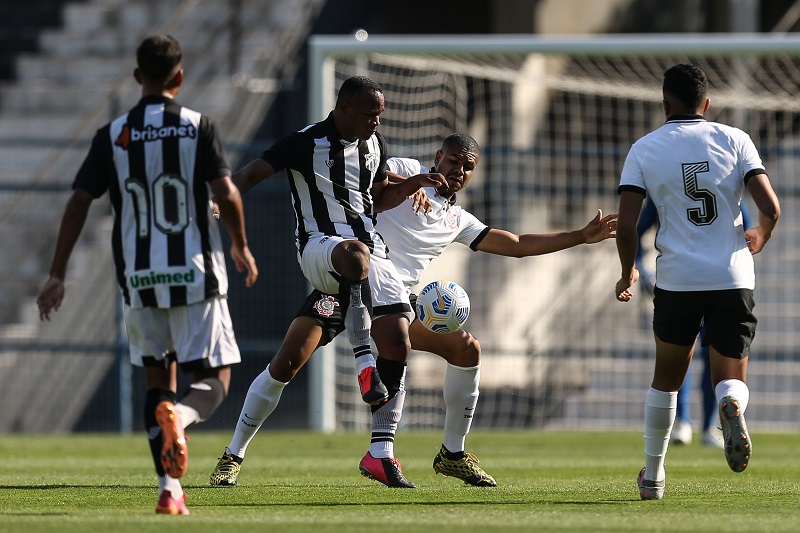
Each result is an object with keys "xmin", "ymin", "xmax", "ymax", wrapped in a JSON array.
[
  {"xmin": 334, "ymin": 240, "xmax": 370, "ymax": 280},
  {"xmin": 180, "ymin": 377, "xmax": 226, "ymax": 422},
  {"xmin": 269, "ymin": 354, "xmax": 301, "ymax": 382},
  {"xmin": 444, "ymin": 333, "xmax": 480, "ymax": 367},
  {"xmin": 465, "ymin": 335, "xmax": 481, "ymax": 365}
]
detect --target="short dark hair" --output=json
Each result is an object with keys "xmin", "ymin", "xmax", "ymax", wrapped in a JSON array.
[
  {"xmin": 441, "ymin": 133, "xmax": 480, "ymax": 156},
  {"xmin": 136, "ymin": 34, "xmax": 182, "ymax": 87},
  {"xmin": 336, "ymin": 76, "xmax": 382, "ymax": 106},
  {"xmin": 663, "ymin": 64, "xmax": 708, "ymax": 109}
]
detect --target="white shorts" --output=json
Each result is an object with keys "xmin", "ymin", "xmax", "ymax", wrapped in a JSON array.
[
  {"xmin": 299, "ymin": 234, "xmax": 347, "ymax": 294},
  {"xmin": 299, "ymin": 234, "xmax": 413, "ymax": 322},
  {"xmin": 124, "ymin": 296, "xmax": 241, "ymax": 368},
  {"xmin": 369, "ymin": 254, "xmax": 414, "ymax": 322}
]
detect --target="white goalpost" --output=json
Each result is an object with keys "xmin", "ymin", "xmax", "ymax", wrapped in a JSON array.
[{"xmin": 307, "ymin": 33, "xmax": 800, "ymax": 432}]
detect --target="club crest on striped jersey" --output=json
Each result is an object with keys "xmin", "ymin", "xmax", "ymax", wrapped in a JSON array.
[
  {"xmin": 364, "ymin": 153, "xmax": 379, "ymax": 172},
  {"xmin": 313, "ymin": 294, "xmax": 340, "ymax": 317},
  {"xmin": 325, "ymin": 159, "xmax": 334, "ymax": 168}
]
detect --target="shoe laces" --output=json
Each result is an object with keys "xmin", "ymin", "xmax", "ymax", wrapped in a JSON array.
[
  {"xmin": 463, "ymin": 452, "xmax": 480, "ymax": 464},
  {"xmin": 217, "ymin": 455, "xmax": 240, "ymax": 472}
]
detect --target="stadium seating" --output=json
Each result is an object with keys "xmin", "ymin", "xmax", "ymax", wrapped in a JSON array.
[{"xmin": 0, "ymin": 0, "xmax": 326, "ymax": 431}]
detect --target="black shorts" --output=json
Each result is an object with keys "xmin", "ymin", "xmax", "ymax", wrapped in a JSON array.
[
  {"xmin": 652, "ymin": 287, "xmax": 757, "ymax": 360},
  {"xmin": 296, "ymin": 290, "xmax": 347, "ymax": 346},
  {"xmin": 296, "ymin": 290, "xmax": 421, "ymax": 346}
]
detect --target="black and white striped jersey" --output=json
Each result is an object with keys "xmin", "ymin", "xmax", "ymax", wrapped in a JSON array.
[
  {"xmin": 261, "ymin": 112, "xmax": 389, "ymax": 258},
  {"xmin": 73, "ymin": 95, "xmax": 231, "ymax": 308}
]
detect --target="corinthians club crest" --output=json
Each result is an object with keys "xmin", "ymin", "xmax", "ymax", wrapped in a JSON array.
[{"xmin": 313, "ymin": 294, "xmax": 340, "ymax": 317}]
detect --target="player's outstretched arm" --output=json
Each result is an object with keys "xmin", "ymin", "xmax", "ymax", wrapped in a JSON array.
[
  {"xmin": 744, "ymin": 173, "xmax": 780, "ymax": 255},
  {"xmin": 474, "ymin": 209, "xmax": 617, "ymax": 258},
  {"xmin": 211, "ymin": 176, "xmax": 258, "ymax": 288},
  {"xmin": 582, "ymin": 209, "xmax": 618, "ymax": 244},
  {"xmin": 37, "ymin": 189, "xmax": 94, "ymax": 320}
]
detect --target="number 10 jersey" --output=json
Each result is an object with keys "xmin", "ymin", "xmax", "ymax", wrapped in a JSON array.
[{"xmin": 73, "ymin": 95, "xmax": 231, "ymax": 308}]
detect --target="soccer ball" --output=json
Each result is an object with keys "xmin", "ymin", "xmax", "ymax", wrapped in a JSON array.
[{"xmin": 415, "ymin": 280, "xmax": 470, "ymax": 334}]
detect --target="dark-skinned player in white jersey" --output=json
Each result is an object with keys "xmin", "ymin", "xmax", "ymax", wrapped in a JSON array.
[
  {"xmin": 37, "ymin": 35, "xmax": 258, "ymax": 515},
  {"xmin": 615, "ymin": 64, "xmax": 780, "ymax": 500},
  {"xmin": 210, "ymin": 133, "xmax": 617, "ymax": 488}
]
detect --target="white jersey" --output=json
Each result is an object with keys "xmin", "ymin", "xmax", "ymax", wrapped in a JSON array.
[
  {"xmin": 619, "ymin": 116, "xmax": 765, "ymax": 291},
  {"xmin": 380, "ymin": 157, "xmax": 489, "ymax": 289}
]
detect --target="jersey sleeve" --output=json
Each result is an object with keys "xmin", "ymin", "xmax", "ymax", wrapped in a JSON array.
[
  {"xmin": 454, "ymin": 208, "xmax": 489, "ymax": 249},
  {"xmin": 197, "ymin": 116, "xmax": 232, "ymax": 182},
  {"xmin": 73, "ymin": 126, "xmax": 114, "ymax": 198},
  {"xmin": 260, "ymin": 133, "xmax": 299, "ymax": 172},
  {"xmin": 738, "ymin": 130, "xmax": 766, "ymax": 179},
  {"xmin": 618, "ymin": 143, "xmax": 647, "ymax": 195},
  {"xmin": 386, "ymin": 157, "xmax": 429, "ymax": 178}
]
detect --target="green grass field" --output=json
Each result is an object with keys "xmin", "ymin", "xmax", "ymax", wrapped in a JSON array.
[{"xmin": 1, "ymin": 430, "xmax": 798, "ymax": 532}]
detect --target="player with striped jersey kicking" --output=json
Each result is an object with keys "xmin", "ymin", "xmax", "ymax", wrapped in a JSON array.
[
  {"xmin": 614, "ymin": 64, "xmax": 780, "ymax": 500},
  {"xmin": 227, "ymin": 76, "xmax": 442, "ymax": 410},
  {"xmin": 37, "ymin": 35, "xmax": 258, "ymax": 515},
  {"xmin": 210, "ymin": 133, "xmax": 616, "ymax": 488}
]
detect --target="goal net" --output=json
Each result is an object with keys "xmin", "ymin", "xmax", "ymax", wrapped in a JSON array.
[{"xmin": 308, "ymin": 34, "xmax": 800, "ymax": 432}]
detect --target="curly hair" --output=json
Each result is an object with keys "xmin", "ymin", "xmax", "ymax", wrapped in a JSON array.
[
  {"xmin": 441, "ymin": 133, "xmax": 480, "ymax": 156},
  {"xmin": 663, "ymin": 64, "xmax": 708, "ymax": 109}
]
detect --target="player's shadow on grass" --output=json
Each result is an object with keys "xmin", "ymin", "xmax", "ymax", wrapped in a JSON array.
[
  {"xmin": 210, "ymin": 500, "xmax": 541, "ymax": 508},
  {"xmin": 3, "ymin": 512, "xmax": 70, "ymax": 517}
]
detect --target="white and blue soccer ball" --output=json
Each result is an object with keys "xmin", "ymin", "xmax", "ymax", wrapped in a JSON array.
[{"xmin": 415, "ymin": 280, "xmax": 470, "ymax": 334}]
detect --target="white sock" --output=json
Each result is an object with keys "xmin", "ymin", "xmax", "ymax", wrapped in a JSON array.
[
  {"xmin": 355, "ymin": 353, "xmax": 376, "ymax": 375},
  {"xmin": 345, "ymin": 282, "xmax": 373, "ymax": 347},
  {"xmin": 227, "ymin": 364, "xmax": 287, "ymax": 458},
  {"xmin": 369, "ymin": 390, "xmax": 406, "ymax": 458},
  {"xmin": 346, "ymin": 292, "xmax": 376, "ymax": 374},
  {"xmin": 643, "ymin": 387, "xmax": 677, "ymax": 482},
  {"xmin": 442, "ymin": 363, "xmax": 480, "ymax": 453},
  {"xmin": 174, "ymin": 404, "xmax": 200, "ymax": 429},
  {"xmin": 715, "ymin": 379, "xmax": 749, "ymax": 412},
  {"xmin": 159, "ymin": 474, "xmax": 182, "ymax": 498},
  {"xmin": 369, "ymin": 368, "xmax": 406, "ymax": 459}
]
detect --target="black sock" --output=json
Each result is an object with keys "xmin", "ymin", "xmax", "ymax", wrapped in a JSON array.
[
  {"xmin": 442, "ymin": 444, "xmax": 465, "ymax": 460},
  {"xmin": 144, "ymin": 388, "xmax": 175, "ymax": 476}
]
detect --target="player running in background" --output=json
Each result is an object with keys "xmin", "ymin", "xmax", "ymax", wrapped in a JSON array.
[
  {"xmin": 229, "ymin": 76, "xmax": 442, "ymax": 408},
  {"xmin": 638, "ymin": 198, "xmax": 752, "ymax": 449},
  {"xmin": 210, "ymin": 133, "xmax": 617, "ymax": 488},
  {"xmin": 614, "ymin": 63, "xmax": 780, "ymax": 500},
  {"xmin": 36, "ymin": 35, "xmax": 258, "ymax": 515}
]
